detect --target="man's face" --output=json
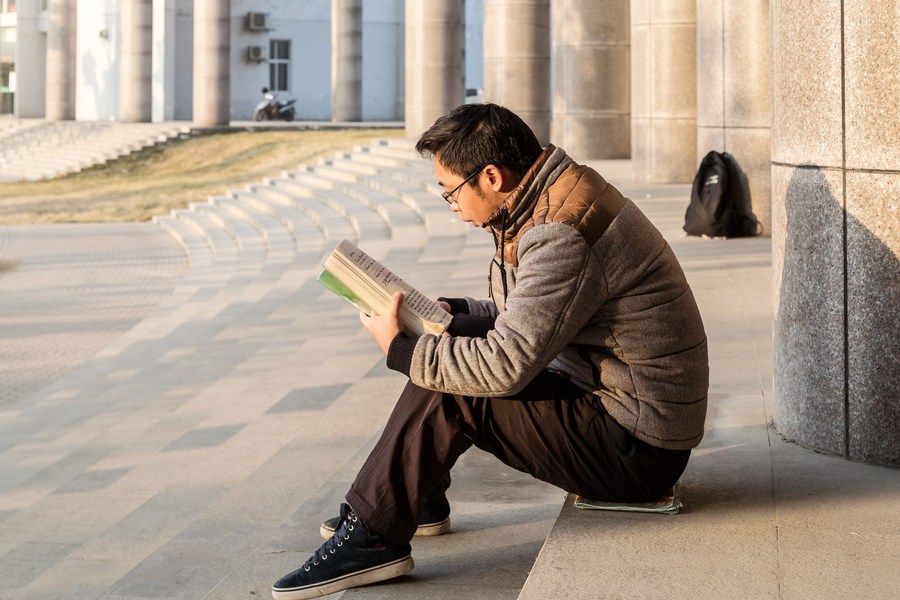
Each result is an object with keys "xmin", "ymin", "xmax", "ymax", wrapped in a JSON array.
[{"xmin": 433, "ymin": 158, "xmax": 500, "ymax": 228}]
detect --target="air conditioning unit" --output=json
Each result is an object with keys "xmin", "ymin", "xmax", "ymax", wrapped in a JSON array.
[
  {"xmin": 247, "ymin": 45, "xmax": 268, "ymax": 63},
  {"xmin": 245, "ymin": 12, "xmax": 271, "ymax": 31}
]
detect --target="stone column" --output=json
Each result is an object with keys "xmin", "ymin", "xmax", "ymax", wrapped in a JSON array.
[
  {"xmin": 630, "ymin": 0, "xmax": 696, "ymax": 182},
  {"xmin": 772, "ymin": 0, "xmax": 899, "ymax": 466},
  {"xmin": 13, "ymin": 0, "xmax": 45, "ymax": 118},
  {"xmin": 331, "ymin": 0, "xmax": 362, "ymax": 122},
  {"xmin": 405, "ymin": 0, "xmax": 464, "ymax": 140},
  {"xmin": 45, "ymin": 0, "xmax": 77, "ymax": 121},
  {"xmin": 120, "ymin": 0, "xmax": 153, "ymax": 122},
  {"xmin": 553, "ymin": 0, "xmax": 630, "ymax": 158},
  {"xmin": 483, "ymin": 0, "xmax": 550, "ymax": 146},
  {"xmin": 696, "ymin": 0, "xmax": 772, "ymax": 234},
  {"xmin": 192, "ymin": 0, "xmax": 230, "ymax": 127}
]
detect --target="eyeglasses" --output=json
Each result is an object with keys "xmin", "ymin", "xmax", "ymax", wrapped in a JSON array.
[{"xmin": 441, "ymin": 167, "xmax": 483, "ymax": 204}]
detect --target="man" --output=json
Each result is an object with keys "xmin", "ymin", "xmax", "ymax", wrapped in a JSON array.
[{"xmin": 272, "ymin": 104, "xmax": 708, "ymax": 600}]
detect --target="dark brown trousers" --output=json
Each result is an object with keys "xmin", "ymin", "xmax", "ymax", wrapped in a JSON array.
[{"xmin": 346, "ymin": 370, "xmax": 690, "ymax": 544}]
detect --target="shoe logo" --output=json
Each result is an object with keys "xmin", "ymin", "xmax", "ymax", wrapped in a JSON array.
[{"xmin": 374, "ymin": 543, "xmax": 386, "ymax": 551}]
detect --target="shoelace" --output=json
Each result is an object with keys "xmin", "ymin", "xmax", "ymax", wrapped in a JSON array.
[{"xmin": 301, "ymin": 509, "xmax": 357, "ymax": 571}]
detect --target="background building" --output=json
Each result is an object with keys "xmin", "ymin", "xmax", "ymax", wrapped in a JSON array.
[
  {"xmin": 0, "ymin": 0, "xmax": 20, "ymax": 115},
  {"xmin": 0, "ymin": 0, "xmax": 486, "ymax": 123}
]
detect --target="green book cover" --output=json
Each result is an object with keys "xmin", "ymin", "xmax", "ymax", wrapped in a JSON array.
[{"xmin": 317, "ymin": 269, "xmax": 373, "ymax": 316}]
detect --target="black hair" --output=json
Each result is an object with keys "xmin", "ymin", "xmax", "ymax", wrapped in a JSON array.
[{"xmin": 415, "ymin": 103, "xmax": 543, "ymax": 182}]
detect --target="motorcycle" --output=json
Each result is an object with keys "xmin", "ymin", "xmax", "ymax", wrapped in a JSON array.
[{"xmin": 253, "ymin": 87, "xmax": 296, "ymax": 121}]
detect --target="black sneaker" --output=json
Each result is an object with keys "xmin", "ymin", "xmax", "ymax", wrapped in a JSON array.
[
  {"xmin": 319, "ymin": 493, "xmax": 451, "ymax": 540},
  {"xmin": 273, "ymin": 504, "xmax": 413, "ymax": 600}
]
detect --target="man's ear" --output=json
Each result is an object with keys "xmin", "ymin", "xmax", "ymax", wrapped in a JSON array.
[{"xmin": 482, "ymin": 164, "xmax": 505, "ymax": 192}]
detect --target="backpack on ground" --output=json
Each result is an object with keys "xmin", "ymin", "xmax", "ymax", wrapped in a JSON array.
[{"xmin": 683, "ymin": 150, "xmax": 761, "ymax": 238}]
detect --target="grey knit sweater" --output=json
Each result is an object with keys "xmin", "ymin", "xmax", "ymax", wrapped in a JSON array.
[{"xmin": 388, "ymin": 147, "xmax": 709, "ymax": 450}]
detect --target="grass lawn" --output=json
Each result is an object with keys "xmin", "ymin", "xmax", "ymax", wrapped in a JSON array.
[{"xmin": 0, "ymin": 128, "xmax": 405, "ymax": 224}]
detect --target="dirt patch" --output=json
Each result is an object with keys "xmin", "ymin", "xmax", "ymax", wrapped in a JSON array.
[{"xmin": 0, "ymin": 128, "xmax": 405, "ymax": 224}]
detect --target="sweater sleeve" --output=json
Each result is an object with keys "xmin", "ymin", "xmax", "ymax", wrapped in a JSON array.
[
  {"xmin": 436, "ymin": 297, "xmax": 470, "ymax": 314},
  {"xmin": 408, "ymin": 224, "xmax": 606, "ymax": 397}
]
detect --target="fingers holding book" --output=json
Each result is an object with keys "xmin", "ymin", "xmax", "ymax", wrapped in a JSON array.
[{"xmin": 360, "ymin": 291, "xmax": 404, "ymax": 355}]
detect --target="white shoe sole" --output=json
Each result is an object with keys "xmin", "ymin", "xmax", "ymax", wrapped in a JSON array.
[
  {"xmin": 319, "ymin": 517, "xmax": 450, "ymax": 540},
  {"xmin": 272, "ymin": 555, "xmax": 414, "ymax": 600}
]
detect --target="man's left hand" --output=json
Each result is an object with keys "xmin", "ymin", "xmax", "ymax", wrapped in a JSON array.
[{"xmin": 360, "ymin": 291, "xmax": 403, "ymax": 355}]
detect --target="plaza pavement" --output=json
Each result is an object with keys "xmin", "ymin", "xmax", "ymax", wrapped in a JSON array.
[{"xmin": 0, "ymin": 136, "xmax": 897, "ymax": 600}]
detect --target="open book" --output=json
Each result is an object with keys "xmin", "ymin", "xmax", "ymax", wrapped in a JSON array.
[{"xmin": 317, "ymin": 239, "xmax": 453, "ymax": 337}]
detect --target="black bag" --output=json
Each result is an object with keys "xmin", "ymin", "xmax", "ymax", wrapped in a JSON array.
[{"xmin": 683, "ymin": 150, "xmax": 760, "ymax": 238}]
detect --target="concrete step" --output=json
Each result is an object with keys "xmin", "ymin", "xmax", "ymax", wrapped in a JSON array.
[
  {"xmin": 260, "ymin": 178, "xmax": 362, "ymax": 247},
  {"xmin": 152, "ymin": 214, "xmax": 215, "ymax": 270},
  {"xmin": 229, "ymin": 187, "xmax": 329, "ymax": 260},
  {"xmin": 173, "ymin": 208, "xmax": 241, "ymax": 269},
  {"xmin": 0, "ymin": 120, "xmax": 190, "ymax": 182},
  {"xmin": 363, "ymin": 139, "xmax": 423, "ymax": 161},
  {"xmin": 212, "ymin": 196, "xmax": 297, "ymax": 265}
]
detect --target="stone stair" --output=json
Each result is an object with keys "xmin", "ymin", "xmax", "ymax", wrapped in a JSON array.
[{"xmin": 0, "ymin": 119, "xmax": 191, "ymax": 182}]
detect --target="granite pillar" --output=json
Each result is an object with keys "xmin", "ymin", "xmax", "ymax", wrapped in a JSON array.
[
  {"xmin": 120, "ymin": 0, "xmax": 153, "ymax": 122},
  {"xmin": 405, "ymin": 0, "xmax": 464, "ymax": 140},
  {"xmin": 331, "ymin": 0, "xmax": 362, "ymax": 122},
  {"xmin": 696, "ymin": 0, "xmax": 772, "ymax": 235},
  {"xmin": 772, "ymin": 0, "xmax": 899, "ymax": 466},
  {"xmin": 13, "ymin": 0, "xmax": 45, "ymax": 118},
  {"xmin": 630, "ymin": 0, "xmax": 696, "ymax": 182},
  {"xmin": 483, "ymin": 0, "xmax": 550, "ymax": 146},
  {"xmin": 552, "ymin": 0, "xmax": 630, "ymax": 158},
  {"xmin": 192, "ymin": 0, "xmax": 229, "ymax": 127},
  {"xmin": 45, "ymin": 0, "xmax": 77, "ymax": 121}
]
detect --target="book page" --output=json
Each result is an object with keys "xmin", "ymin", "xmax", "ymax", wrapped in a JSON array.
[{"xmin": 323, "ymin": 240, "xmax": 452, "ymax": 336}]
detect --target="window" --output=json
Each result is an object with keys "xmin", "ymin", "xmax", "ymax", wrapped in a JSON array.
[
  {"xmin": 1, "ymin": 0, "xmax": 15, "ymax": 14},
  {"xmin": 0, "ymin": 21, "xmax": 13, "ymax": 113},
  {"xmin": 269, "ymin": 39, "xmax": 290, "ymax": 93}
]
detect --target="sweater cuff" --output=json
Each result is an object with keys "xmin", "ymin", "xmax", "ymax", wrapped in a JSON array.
[
  {"xmin": 437, "ymin": 297, "xmax": 470, "ymax": 315},
  {"xmin": 386, "ymin": 333, "xmax": 417, "ymax": 376}
]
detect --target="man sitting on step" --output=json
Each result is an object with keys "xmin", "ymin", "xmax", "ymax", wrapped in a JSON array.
[{"xmin": 272, "ymin": 103, "xmax": 709, "ymax": 600}]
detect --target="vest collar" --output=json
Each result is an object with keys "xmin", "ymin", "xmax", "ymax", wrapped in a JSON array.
[{"xmin": 486, "ymin": 144, "xmax": 572, "ymax": 236}]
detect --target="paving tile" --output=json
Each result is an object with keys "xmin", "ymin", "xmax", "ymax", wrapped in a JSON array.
[
  {"xmin": 14, "ymin": 558, "xmax": 129, "ymax": 600},
  {"xmin": 266, "ymin": 384, "xmax": 352, "ymax": 413},
  {"xmin": 0, "ymin": 541, "xmax": 79, "ymax": 593},
  {"xmin": 162, "ymin": 424, "xmax": 247, "ymax": 452},
  {"xmin": 56, "ymin": 467, "xmax": 133, "ymax": 493}
]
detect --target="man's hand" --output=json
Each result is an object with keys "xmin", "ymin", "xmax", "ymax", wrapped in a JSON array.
[
  {"xmin": 436, "ymin": 300, "xmax": 452, "ymax": 336},
  {"xmin": 360, "ymin": 291, "xmax": 403, "ymax": 355}
]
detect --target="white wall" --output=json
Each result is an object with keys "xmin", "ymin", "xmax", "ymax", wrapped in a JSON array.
[
  {"xmin": 465, "ymin": 0, "xmax": 483, "ymax": 95},
  {"xmin": 229, "ymin": 0, "xmax": 330, "ymax": 120},
  {"xmin": 228, "ymin": 0, "xmax": 406, "ymax": 121},
  {"xmin": 76, "ymin": 1, "xmax": 120, "ymax": 121},
  {"xmin": 361, "ymin": 0, "xmax": 402, "ymax": 121},
  {"xmin": 151, "ymin": 0, "xmax": 192, "ymax": 122}
]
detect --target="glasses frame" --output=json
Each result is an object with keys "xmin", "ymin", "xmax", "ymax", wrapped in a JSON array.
[{"xmin": 441, "ymin": 167, "xmax": 483, "ymax": 204}]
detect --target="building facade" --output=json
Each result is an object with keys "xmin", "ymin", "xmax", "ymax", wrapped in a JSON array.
[{"xmin": 2, "ymin": 0, "xmax": 468, "ymax": 122}]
